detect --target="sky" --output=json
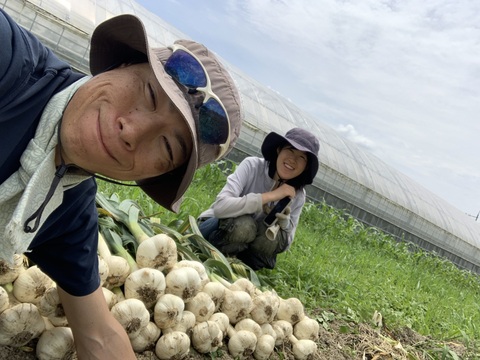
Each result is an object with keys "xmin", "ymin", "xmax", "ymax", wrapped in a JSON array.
[{"xmin": 135, "ymin": 0, "xmax": 480, "ymax": 218}]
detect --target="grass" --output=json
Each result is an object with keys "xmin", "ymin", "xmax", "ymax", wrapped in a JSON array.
[{"xmin": 96, "ymin": 161, "xmax": 480, "ymax": 354}]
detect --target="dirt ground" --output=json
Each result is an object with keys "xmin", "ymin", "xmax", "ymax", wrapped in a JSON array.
[{"xmin": 0, "ymin": 309, "xmax": 470, "ymax": 360}]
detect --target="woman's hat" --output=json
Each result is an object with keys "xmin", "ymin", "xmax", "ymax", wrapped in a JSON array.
[
  {"xmin": 261, "ymin": 128, "xmax": 320, "ymax": 184},
  {"xmin": 89, "ymin": 14, "xmax": 243, "ymax": 212}
]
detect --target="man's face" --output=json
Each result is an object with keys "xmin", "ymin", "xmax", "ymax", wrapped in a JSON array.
[{"xmin": 59, "ymin": 63, "xmax": 193, "ymax": 181}]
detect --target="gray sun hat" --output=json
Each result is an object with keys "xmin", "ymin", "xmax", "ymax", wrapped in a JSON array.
[
  {"xmin": 261, "ymin": 128, "xmax": 320, "ymax": 184},
  {"xmin": 89, "ymin": 14, "xmax": 243, "ymax": 212}
]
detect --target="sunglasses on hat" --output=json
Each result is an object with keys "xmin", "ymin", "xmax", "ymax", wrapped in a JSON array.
[{"xmin": 165, "ymin": 44, "xmax": 231, "ymax": 160}]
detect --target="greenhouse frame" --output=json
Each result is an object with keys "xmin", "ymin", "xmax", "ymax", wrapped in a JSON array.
[{"xmin": 2, "ymin": 0, "xmax": 480, "ymax": 273}]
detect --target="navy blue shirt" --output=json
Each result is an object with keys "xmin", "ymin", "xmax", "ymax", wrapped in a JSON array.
[{"xmin": 0, "ymin": 8, "xmax": 100, "ymax": 296}]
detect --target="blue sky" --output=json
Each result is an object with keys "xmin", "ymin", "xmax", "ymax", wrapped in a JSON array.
[{"xmin": 136, "ymin": 0, "xmax": 480, "ymax": 218}]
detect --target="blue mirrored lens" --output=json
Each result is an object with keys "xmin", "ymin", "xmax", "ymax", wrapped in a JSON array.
[
  {"xmin": 199, "ymin": 98, "xmax": 229, "ymax": 145},
  {"xmin": 165, "ymin": 50, "xmax": 207, "ymax": 88}
]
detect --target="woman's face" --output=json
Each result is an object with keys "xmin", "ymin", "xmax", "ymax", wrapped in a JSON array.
[
  {"xmin": 59, "ymin": 63, "xmax": 193, "ymax": 181},
  {"xmin": 276, "ymin": 146, "xmax": 308, "ymax": 180}
]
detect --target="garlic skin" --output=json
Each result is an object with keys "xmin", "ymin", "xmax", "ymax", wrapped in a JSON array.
[
  {"xmin": 185, "ymin": 291, "xmax": 215, "ymax": 322},
  {"xmin": 288, "ymin": 335, "xmax": 318, "ymax": 360},
  {"xmin": 0, "ymin": 303, "xmax": 45, "ymax": 346},
  {"xmin": 250, "ymin": 290, "xmax": 281, "ymax": 324},
  {"xmin": 272, "ymin": 319, "xmax": 293, "ymax": 346},
  {"xmin": 209, "ymin": 312, "xmax": 230, "ymax": 335},
  {"xmin": 36, "ymin": 326, "xmax": 75, "ymax": 360},
  {"xmin": 294, "ymin": 316, "xmax": 320, "ymax": 341},
  {"xmin": 162, "ymin": 310, "xmax": 196, "ymax": 336},
  {"xmin": 202, "ymin": 281, "xmax": 226, "ymax": 311},
  {"xmin": 276, "ymin": 297, "xmax": 305, "ymax": 325},
  {"xmin": 155, "ymin": 331, "xmax": 190, "ymax": 360},
  {"xmin": 165, "ymin": 266, "xmax": 201, "ymax": 303},
  {"xmin": 101, "ymin": 287, "xmax": 118, "ymax": 310},
  {"xmin": 0, "ymin": 286, "xmax": 9, "ymax": 313},
  {"xmin": 130, "ymin": 321, "xmax": 161, "ymax": 352},
  {"xmin": 235, "ymin": 318, "xmax": 262, "ymax": 340},
  {"xmin": 154, "ymin": 293, "xmax": 185, "ymax": 329},
  {"xmin": 12, "ymin": 265, "xmax": 54, "ymax": 305},
  {"xmin": 98, "ymin": 255, "xmax": 109, "ymax": 286},
  {"xmin": 253, "ymin": 334, "xmax": 275, "ymax": 360},
  {"xmin": 0, "ymin": 254, "xmax": 25, "ymax": 285},
  {"xmin": 111, "ymin": 298, "xmax": 150, "ymax": 339},
  {"xmin": 221, "ymin": 289, "xmax": 253, "ymax": 324},
  {"xmin": 37, "ymin": 286, "xmax": 68, "ymax": 327},
  {"xmin": 227, "ymin": 326, "xmax": 257, "ymax": 360},
  {"xmin": 191, "ymin": 320, "xmax": 223, "ymax": 353},
  {"xmin": 103, "ymin": 255, "xmax": 131, "ymax": 289},
  {"xmin": 124, "ymin": 268, "xmax": 166, "ymax": 309},
  {"xmin": 136, "ymin": 234, "xmax": 178, "ymax": 271},
  {"xmin": 174, "ymin": 260, "xmax": 209, "ymax": 288},
  {"xmin": 260, "ymin": 323, "xmax": 277, "ymax": 341}
]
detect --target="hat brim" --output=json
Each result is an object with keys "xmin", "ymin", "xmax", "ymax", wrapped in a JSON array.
[{"xmin": 90, "ymin": 14, "xmax": 198, "ymax": 212}]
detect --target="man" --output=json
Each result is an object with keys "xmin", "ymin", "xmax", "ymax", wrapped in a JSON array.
[{"xmin": 0, "ymin": 8, "xmax": 242, "ymax": 359}]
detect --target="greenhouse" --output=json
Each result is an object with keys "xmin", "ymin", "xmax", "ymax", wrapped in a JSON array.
[{"xmin": 2, "ymin": 0, "xmax": 480, "ymax": 273}]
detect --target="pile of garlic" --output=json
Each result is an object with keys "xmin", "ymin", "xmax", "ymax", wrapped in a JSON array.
[{"xmin": 0, "ymin": 235, "xmax": 320, "ymax": 360}]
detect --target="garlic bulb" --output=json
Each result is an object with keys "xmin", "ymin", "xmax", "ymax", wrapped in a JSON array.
[
  {"xmin": 154, "ymin": 293, "xmax": 184, "ymax": 329},
  {"xmin": 165, "ymin": 266, "xmax": 201, "ymax": 303},
  {"xmin": 136, "ymin": 234, "xmax": 178, "ymax": 271},
  {"xmin": 272, "ymin": 319, "xmax": 293, "ymax": 346},
  {"xmin": 0, "ymin": 286, "xmax": 9, "ymax": 313},
  {"xmin": 227, "ymin": 326, "xmax": 257, "ymax": 359},
  {"xmin": 260, "ymin": 323, "xmax": 277, "ymax": 340},
  {"xmin": 191, "ymin": 320, "xmax": 223, "ymax": 353},
  {"xmin": 36, "ymin": 326, "xmax": 75, "ymax": 360},
  {"xmin": 253, "ymin": 334, "xmax": 276, "ymax": 360},
  {"xmin": 124, "ymin": 268, "xmax": 166, "ymax": 309},
  {"xmin": 235, "ymin": 318, "xmax": 262, "ymax": 340},
  {"xmin": 221, "ymin": 289, "xmax": 253, "ymax": 324},
  {"xmin": 101, "ymin": 287, "xmax": 118, "ymax": 310},
  {"xmin": 37, "ymin": 286, "xmax": 67, "ymax": 327},
  {"xmin": 130, "ymin": 321, "xmax": 161, "ymax": 352},
  {"xmin": 294, "ymin": 316, "xmax": 320, "ymax": 341},
  {"xmin": 288, "ymin": 335, "xmax": 318, "ymax": 360},
  {"xmin": 104, "ymin": 255, "xmax": 131, "ymax": 289},
  {"xmin": 12, "ymin": 265, "xmax": 54, "ymax": 304},
  {"xmin": 232, "ymin": 278, "xmax": 259, "ymax": 297},
  {"xmin": 209, "ymin": 312, "xmax": 230, "ymax": 335},
  {"xmin": 185, "ymin": 291, "xmax": 215, "ymax": 322},
  {"xmin": 0, "ymin": 303, "xmax": 45, "ymax": 346},
  {"xmin": 250, "ymin": 290, "xmax": 280, "ymax": 324},
  {"xmin": 162, "ymin": 310, "xmax": 196, "ymax": 336},
  {"xmin": 155, "ymin": 331, "xmax": 190, "ymax": 360},
  {"xmin": 174, "ymin": 260, "xmax": 209, "ymax": 288},
  {"xmin": 98, "ymin": 255, "xmax": 109, "ymax": 286},
  {"xmin": 111, "ymin": 298, "xmax": 150, "ymax": 339},
  {"xmin": 0, "ymin": 254, "xmax": 25, "ymax": 285},
  {"xmin": 276, "ymin": 297, "xmax": 305, "ymax": 325},
  {"xmin": 202, "ymin": 281, "xmax": 226, "ymax": 311}
]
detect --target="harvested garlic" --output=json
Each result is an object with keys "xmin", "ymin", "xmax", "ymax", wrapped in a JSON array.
[
  {"xmin": 191, "ymin": 320, "xmax": 223, "ymax": 353},
  {"xmin": 111, "ymin": 298, "xmax": 150, "ymax": 339},
  {"xmin": 185, "ymin": 291, "xmax": 215, "ymax": 322},
  {"xmin": 253, "ymin": 334, "xmax": 276, "ymax": 360},
  {"xmin": 0, "ymin": 303, "xmax": 45, "ymax": 346},
  {"xmin": 276, "ymin": 297, "xmax": 305, "ymax": 325},
  {"xmin": 294, "ymin": 316, "xmax": 320, "ymax": 341},
  {"xmin": 165, "ymin": 266, "xmax": 201, "ymax": 303},
  {"xmin": 227, "ymin": 325, "xmax": 257, "ymax": 360},
  {"xmin": 13, "ymin": 265, "xmax": 54, "ymax": 305},
  {"xmin": 124, "ymin": 267, "xmax": 166, "ymax": 309},
  {"xmin": 36, "ymin": 326, "xmax": 75, "ymax": 360},
  {"xmin": 288, "ymin": 334, "xmax": 318, "ymax": 360},
  {"xmin": 130, "ymin": 321, "xmax": 161, "ymax": 352},
  {"xmin": 235, "ymin": 318, "xmax": 262, "ymax": 340},
  {"xmin": 0, "ymin": 254, "xmax": 25, "ymax": 285},
  {"xmin": 37, "ymin": 286, "xmax": 67, "ymax": 327},
  {"xmin": 250, "ymin": 290, "xmax": 281, "ymax": 324},
  {"xmin": 162, "ymin": 310, "xmax": 196, "ymax": 336},
  {"xmin": 202, "ymin": 281, "xmax": 226, "ymax": 311},
  {"xmin": 136, "ymin": 234, "xmax": 178, "ymax": 271},
  {"xmin": 155, "ymin": 331, "xmax": 190, "ymax": 360},
  {"xmin": 221, "ymin": 289, "xmax": 253, "ymax": 324},
  {"xmin": 174, "ymin": 260, "xmax": 209, "ymax": 288},
  {"xmin": 154, "ymin": 293, "xmax": 184, "ymax": 329}
]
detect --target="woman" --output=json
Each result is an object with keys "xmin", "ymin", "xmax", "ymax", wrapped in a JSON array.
[{"xmin": 198, "ymin": 127, "xmax": 319, "ymax": 270}]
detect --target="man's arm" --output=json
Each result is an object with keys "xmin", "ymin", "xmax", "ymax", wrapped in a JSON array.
[{"xmin": 58, "ymin": 285, "xmax": 136, "ymax": 360}]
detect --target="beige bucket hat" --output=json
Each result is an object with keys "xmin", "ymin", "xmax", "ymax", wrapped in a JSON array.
[{"xmin": 89, "ymin": 14, "xmax": 243, "ymax": 212}]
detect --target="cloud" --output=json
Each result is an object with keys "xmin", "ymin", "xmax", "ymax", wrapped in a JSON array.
[{"xmin": 335, "ymin": 124, "xmax": 376, "ymax": 150}]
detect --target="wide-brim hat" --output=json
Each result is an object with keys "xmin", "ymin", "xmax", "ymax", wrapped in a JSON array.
[
  {"xmin": 89, "ymin": 14, "xmax": 242, "ymax": 212},
  {"xmin": 261, "ymin": 128, "xmax": 320, "ymax": 184}
]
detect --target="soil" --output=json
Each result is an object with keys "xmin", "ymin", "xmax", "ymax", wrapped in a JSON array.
[{"xmin": 0, "ymin": 308, "xmax": 471, "ymax": 360}]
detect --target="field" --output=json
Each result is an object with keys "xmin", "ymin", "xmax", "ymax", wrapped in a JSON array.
[{"xmin": 2, "ymin": 160, "xmax": 480, "ymax": 359}]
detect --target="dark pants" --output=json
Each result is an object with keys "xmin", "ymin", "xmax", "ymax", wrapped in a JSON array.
[{"xmin": 198, "ymin": 215, "xmax": 285, "ymax": 270}]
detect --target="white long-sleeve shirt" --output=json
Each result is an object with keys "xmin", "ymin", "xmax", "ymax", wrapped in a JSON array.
[{"xmin": 199, "ymin": 157, "xmax": 306, "ymax": 249}]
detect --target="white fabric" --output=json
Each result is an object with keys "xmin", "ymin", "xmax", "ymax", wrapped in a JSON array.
[{"xmin": 0, "ymin": 77, "xmax": 91, "ymax": 263}]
